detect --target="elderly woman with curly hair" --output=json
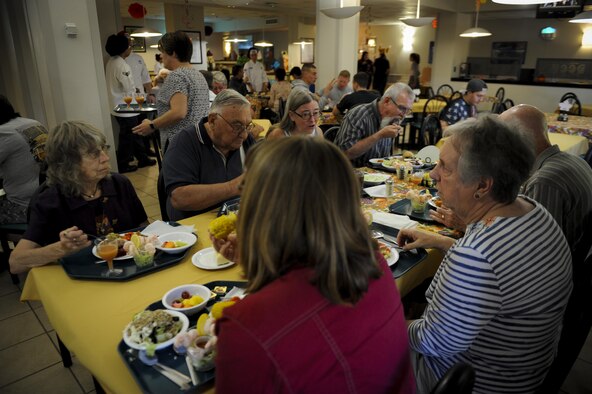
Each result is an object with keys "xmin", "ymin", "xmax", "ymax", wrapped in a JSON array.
[
  {"xmin": 397, "ymin": 115, "xmax": 573, "ymax": 393},
  {"xmin": 266, "ymin": 88, "xmax": 323, "ymax": 139},
  {"xmin": 10, "ymin": 121, "xmax": 147, "ymax": 274}
]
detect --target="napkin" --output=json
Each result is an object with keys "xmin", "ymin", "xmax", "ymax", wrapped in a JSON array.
[
  {"xmin": 559, "ymin": 99, "xmax": 574, "ymax": 112},
  {"xmin": 364, "ymin": 185, "xmax": 391, "ymax": 198},
  {"xmin": 371, "ymin": 210, "xmax": 418, "ymax": 230},
  {"xmin": 142, "ymin": 220, "xmax": 195, "ymax": 236}
]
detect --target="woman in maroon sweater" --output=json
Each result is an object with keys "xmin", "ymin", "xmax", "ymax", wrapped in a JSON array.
[{"xmin": 211, "ymin": 137, "xmax": 415, "ymax": 393}]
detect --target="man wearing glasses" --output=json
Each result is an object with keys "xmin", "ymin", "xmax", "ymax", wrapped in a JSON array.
[
  {"xmin": 335, "ymin": 82, "xmax": 415, "ymax": 167},
  {"xmin": 162, "ymin": 90, "xmax": 256, "ymax": 220}
]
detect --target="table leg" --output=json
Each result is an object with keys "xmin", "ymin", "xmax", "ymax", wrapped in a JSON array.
[{"xmin": 56, "ymin": 334, "xmax": 72, "ymax": 368}]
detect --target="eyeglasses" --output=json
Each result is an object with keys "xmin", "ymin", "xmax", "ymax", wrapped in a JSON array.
[
  {"xmin": 86, "ymin": 144, "xmax": 110, "ymax": 159},
  {"xmin": 389, "ymin": 98, "xmax": 412, "ymax": 115},
  {"xmin": 291, "ymin": 110, "xmax": 321, "ymax": 121},
  {"xmin": 216, "ymin": 113, "xmax": 254, "ymax": 135}
]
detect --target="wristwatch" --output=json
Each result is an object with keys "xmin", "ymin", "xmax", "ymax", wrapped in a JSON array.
[{"xmin": 149, "ymin": 122, "xmax": 155, "ymax": 130}]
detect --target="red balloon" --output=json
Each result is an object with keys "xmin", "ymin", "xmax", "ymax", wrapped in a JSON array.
[{"xmin": 128, "ymin": 2, "xmax": 147, "ymax": 19}]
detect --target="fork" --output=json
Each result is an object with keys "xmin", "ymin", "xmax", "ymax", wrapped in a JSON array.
[
  {"xmin": 126, "ymin": 348, "xmax": 192, "ymax": 389},
  {"xmin": 371, "ymin": 230, "xmax": 418, "ymax": 254}
]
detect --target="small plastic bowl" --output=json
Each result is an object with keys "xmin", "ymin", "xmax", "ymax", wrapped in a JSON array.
[
  {"xmin": 162, "ymin": 284, "xmax": 210, "ymax": 316},
  {"xmin": 156, "ymin": 232, "xmax": 197, "ymax": 254}
]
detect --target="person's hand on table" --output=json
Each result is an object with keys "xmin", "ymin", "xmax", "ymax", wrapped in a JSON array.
[
  {"xmin": 59, "ymin": 226, "xmax": 91, "ymax": 254},
  {"xmin": 397, "ymin": 228, "xmax": 455, "ymax": 252},
  {"xmin": 209, "ymin": 232, "xmax": 238, "ymax": 263},
  {"xmin": 132, "ymin": 119, "xmax": 155, "ymax": 136},
  {"xmin": 429, "ymin": 206, "xmax": 466, "ymax": 232}
]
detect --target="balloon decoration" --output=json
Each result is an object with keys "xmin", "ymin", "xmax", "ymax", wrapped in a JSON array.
[{"xmin": 128, "ymin": 2, "xmax": 147, "ymax": 19}]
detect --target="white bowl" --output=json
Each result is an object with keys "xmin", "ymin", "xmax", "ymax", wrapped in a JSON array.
[
  {"xmin": 156, "ymin": 232, "xmax": 197, "ymax": 254},
  {"xmin": 162, "ymin": 284, "xmax": 210, "ymax": 316},
  {"xmin": 122, "ymin": 309, "xmax": 189, "ymax": 350}
]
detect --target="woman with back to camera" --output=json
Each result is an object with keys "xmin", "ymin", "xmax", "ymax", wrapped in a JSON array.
[
  {"xmin": 266, "ymin": 88, "xmax": 323, "ymax": 139},
  {"xmin": 211, "ymin": 137, "xmax": 415, "ymax": 393},
  {"xmin": 133, "ymin": 31, "xmax": 210, "ymax": 150},
  {"xmin": 268, "ymin": 67, "xmax": 291, "ymax": 115},
  {"xmin": 408, "ymin": 53, "xmax": 421, "ymax": 90},
  {"xmin": 397, "ymin": 115, "xmax": 572, "ymax": 393},
  {"xmin": 9, "ymin": 121, "xmax": 147, "ymax": 274}
]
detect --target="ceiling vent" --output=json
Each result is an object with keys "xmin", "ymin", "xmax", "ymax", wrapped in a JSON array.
[{"xmin": 265, "ymin": 18, "xmax": 279, "ymax": 25}]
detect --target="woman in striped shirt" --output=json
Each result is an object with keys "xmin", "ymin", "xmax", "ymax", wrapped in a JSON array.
[{"xmin": 398, "ymin": 115, "xmax": 573, "ymax": 393}]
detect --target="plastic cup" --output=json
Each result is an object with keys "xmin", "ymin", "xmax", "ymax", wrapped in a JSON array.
[
  {"xmin": 133, "ymin": 248, "xmax": 154, "ymax": 268},
  {"xmin": 410, "ymin": 197, "xmax": 428, "ymax": 213}
]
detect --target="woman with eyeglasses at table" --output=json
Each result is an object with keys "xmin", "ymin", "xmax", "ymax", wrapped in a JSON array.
[
  {"xmin": 210, "ymin": 137, "xmax": 415, "ymax": 393},
  {"xmin": 9, "ymin": 121, "xmax": 148, "ymax": 274},
  {"xmin": 266, "ymin": 88, "xmax": 323, "ymax": 139}
]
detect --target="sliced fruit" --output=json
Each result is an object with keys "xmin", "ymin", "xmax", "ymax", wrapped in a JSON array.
[
  {"xmin": 131, "ymin": 233, "xmax": 141, "ymax": 249},
  {"xmin": 211, "ymin": 300, "xmax": 236, "ymax": 320},
  {"xmin": 196, "ymin": 313, "xmax": 208, "ymax": 335}
]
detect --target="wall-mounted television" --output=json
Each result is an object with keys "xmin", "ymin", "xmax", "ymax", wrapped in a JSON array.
[{"xmin": 536, "ymin": 1, "xmax": 583, "ymax": 19}]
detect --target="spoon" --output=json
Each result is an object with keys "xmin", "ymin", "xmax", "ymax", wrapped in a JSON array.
[
  {"xmin": 126, "ymin": 348, "xmax": 192, "ymax": 389},
  {"xmin": 371, "ymin": 230, "xmax": 399, "ymax": 245}
]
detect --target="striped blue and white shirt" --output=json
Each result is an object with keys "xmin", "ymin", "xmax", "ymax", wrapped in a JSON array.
[{"xmin": 408, "ymin": 197, "xmax": 572, "ymax": 393}]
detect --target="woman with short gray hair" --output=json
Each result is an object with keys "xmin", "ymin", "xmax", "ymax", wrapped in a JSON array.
[
  {"xmin": 266, "ymin": 88, "xmax": 322, "ymax": 139},
  {"xmin": 397, "ymin": 115, "xmax": 573, "ymax": 393},
  {"xmin": 10, "ymin": 121, "xmax": 148, "ymax": 274}
]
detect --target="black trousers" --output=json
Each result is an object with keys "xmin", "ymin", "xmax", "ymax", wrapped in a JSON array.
[{"xmin": 114, "ymin": 115, "xmax": 150, "ymax": 165}]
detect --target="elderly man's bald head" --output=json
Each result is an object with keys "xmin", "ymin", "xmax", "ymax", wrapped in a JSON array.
[{"xmin": 499, "ymin": 104, "xmax": 550, "ymax": 155}]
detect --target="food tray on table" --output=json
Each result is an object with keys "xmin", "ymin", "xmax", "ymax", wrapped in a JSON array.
[
  {"xmin": 60, "ymin": 223, "xmax": 194, "ymax": 281},
  {"xmin": 371, "ymin": 223, "xmax": 427, "ymax": 278},
  {"xmin": 118, "ymin": 281, "xmax": 247, "ymax": 394},
  {"xmin": 389, "ymin": 189, "xmax": 438, "ymax": 223},
  {"xmin": 113, "ymin": 104, "xmax": 157, "ymax": 113}
]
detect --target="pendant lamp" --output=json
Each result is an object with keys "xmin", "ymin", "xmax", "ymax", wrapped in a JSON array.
[
  {"xmin": 570, "ymin": 1, "xmax": 592, "ymax": 23},
  {"xmin": 401, "ymin": 0, "xmax": 435, "ymax": 27},
  {"xmin": 321, "ymin": 0, "xmax": 364, "ymax": 19},
  {"xmin": 460, "ymin": 1, "xmax": 492, "ymax": 38},
  {"xmin": 491, "ymin": 1, "xmax": 548, "ymax": 4}
]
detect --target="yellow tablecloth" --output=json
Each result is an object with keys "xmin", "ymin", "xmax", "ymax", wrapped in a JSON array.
[
  {"xmin": 20, "ymin": 205, "xmax": 445, "ymax": 393},
  {"xmin": 546, "ymin": 113, "xmax": 592, "ymax": 145},
  {"xmin": 582, "ymin": 104, "xmax": 592, "ymax": 117},
  {"xmin": 548, "ymin": 133, "xmax": 589, "ymax": 156}
]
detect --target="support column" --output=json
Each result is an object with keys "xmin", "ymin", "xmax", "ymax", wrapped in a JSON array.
[{"xmin": 316, "ymin": 0, "xmax": 361, "ymax": 90}]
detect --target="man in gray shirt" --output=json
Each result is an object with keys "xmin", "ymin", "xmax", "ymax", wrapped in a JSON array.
[{"xmin": 0, "ymin": 95, "xmax": 46, "ymax": 224}]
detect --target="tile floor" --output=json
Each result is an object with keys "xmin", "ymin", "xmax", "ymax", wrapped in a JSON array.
[{"xmin": 1, "ymin": 165, "xmax": 592, "ymax": 393}]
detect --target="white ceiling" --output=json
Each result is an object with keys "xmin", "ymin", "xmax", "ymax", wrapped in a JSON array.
[{"xmin": 119, "ymin": 0, "xmax": 539, "ymax": 29}]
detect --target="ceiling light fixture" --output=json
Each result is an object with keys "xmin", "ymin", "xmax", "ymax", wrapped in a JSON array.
[
  {"xmin": 460, "ymin": 0, "xmax": 492, "ymax": 38},
  {"xmin": 570, "ymin": 1, "xmax": 592, "ymax": 23},
  {"xmin": 320, "ymin": 0, "xmax": 364, "ymax": 19},
  {"xmin": 130, "ymin": 27, "xmax": 162, "ymax": 38},
  {"xmin": 401, "ymin": 0, "xmax": 435, "ymax": 27},
  {"xmin": 255, "ymin": 19, "xmax": 273, "ymax": 47},
  {"xmin": 491, "ymin": 0, "xmax": 548, "ymax": 4},
  {"xmin": 224, "ymin": 37, "xmax": 248, "ymax": 43}
]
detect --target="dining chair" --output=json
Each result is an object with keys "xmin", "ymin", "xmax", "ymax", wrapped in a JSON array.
[
  {"xmin": 430, "ymin": 362, "xmax": 475, "ymax": 394},
  {"xmin": 419, "ymin": 114, "xmax": 442, "ymax": 148},
  {"xmin": 323, "ymin": 126, "xmax": 340, "ymax": 143},
  {"xmin": 560, "ymin": 92, "xmax": 578, "ymax": 102},
  {"xmin": 502, "ymin": 98, "xmax": 515, "ymax": 112},
  {"xmin": 449, "ymin": 91, "xmax": 463, "ymax": 102},
  {"xmin": 491, "ymin": 87, "xmax": 505, "ymax": 113},
  {"xmin": 436, "ymin": 84, "xmax": 453, "ymax": 97},
  {"xmin": 409, "ymin": 95, "xmax": 448, "ymax": 149},
  {"xmin": 157, "ymin": 171, "xmax": 170, "ymax": 222},
  {"xmin": 566, "ymin": 97, "xmax": 582, "ymax": 116},
  {"xmin": 278, "ymin": 98, "xmax": 286, "ymax": 120}
]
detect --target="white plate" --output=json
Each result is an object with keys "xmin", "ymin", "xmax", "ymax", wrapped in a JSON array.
[
  {"xmin": 369, "ymin": 158, "xmax": 387, "ymax": 165},
  {"xmin": 428, "ymin": 196, "xmax": 441, "ymax": 210},
  {"xmin": 192, "ymin": 247, "xmax": 236, "ymax": 270},
  {"xmin": 364, "ymin": 173, "xmax": 391, "ymax": 185},
  {"xmin": 416, "ymin": 146, "xmax": 440, "ymax": 164},
  {"xmin": 381, "ymin": 160, "xmax": 399, "ymax": 171},
  {"xmin": 122, "ymin": 309, "xmax": 189, "ymax": 351},
  {"xmin": 379, "ymin": 243, "xmax": 399, "ymax": 267},
  {"xmin": 92, "ymin": 245, "xmax": 132, "ymax": 261}
]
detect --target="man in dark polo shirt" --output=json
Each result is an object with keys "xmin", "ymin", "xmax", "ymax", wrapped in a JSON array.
[
  {"xmin": 163, "ymin": 90, "xmax": 256, "ymax": 220},
  {"xmin": 333, "ymin": 72, "xmax": 380, "ymax": 117}
]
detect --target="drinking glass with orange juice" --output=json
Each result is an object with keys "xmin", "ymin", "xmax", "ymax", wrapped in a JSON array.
[
  {"xmin": 135, "ymin": 93, "xmax": 145, "ymax": 107},
  {"xmin": 411, "ymin": 171, "xmax": 424, "ymax": 185},
  {"xmin": 123, "ymin": 92, "xmax": 133, "ymax": 109},
  {"xmin": 96, "ymin": 238, "xmax": 122, "ymax": 277}
]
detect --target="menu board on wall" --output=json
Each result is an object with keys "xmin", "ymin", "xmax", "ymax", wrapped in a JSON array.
[{"xmin": 535, "ymin": 59, "xmax": 592, "ymax": 83}]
